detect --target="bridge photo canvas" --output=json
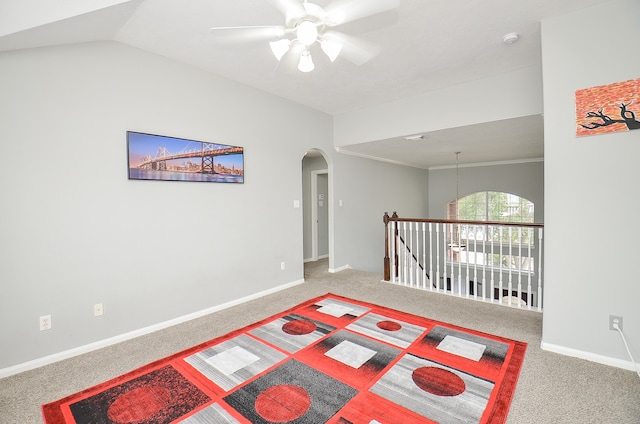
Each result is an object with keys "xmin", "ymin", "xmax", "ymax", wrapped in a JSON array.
[{"xmin": 127, "ymin": 131, "xmax": 244, "ymax": 183}]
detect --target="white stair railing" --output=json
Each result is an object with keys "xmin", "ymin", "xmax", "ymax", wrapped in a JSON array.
[{"xmin": 383, "ymin": 212, "xmax": 544, "ymax": 311}]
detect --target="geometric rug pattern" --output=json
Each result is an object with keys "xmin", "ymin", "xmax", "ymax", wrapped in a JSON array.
[{"xmin": 42, "ymin": 293, "xmax": 527, "ymax": 424}]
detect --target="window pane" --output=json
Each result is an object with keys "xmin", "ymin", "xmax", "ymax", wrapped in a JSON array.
[{"xmin": 448, "ymin": 191, "xmax": 534, "ymax": 224}]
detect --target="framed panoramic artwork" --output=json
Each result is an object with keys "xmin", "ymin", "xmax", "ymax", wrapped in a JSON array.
[
  {"xmin": 127, "ymin": 131, "xmax": 244, "ymax": 183},
  {"xmin": 575, "ymin": 77, "xmax": 640, "ymax": 137}
]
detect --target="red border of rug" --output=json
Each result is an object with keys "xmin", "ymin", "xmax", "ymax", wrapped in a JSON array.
[{"xmin": 42, "ymin": 293, "xmax": 527, "ymax": 423}]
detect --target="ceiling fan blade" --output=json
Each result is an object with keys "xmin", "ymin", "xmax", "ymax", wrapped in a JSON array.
[
  {"xmin": 325, "ymin": 31, "xmax": 381, "ymax": 66},
  {"xmin": 210, "ymin": 26, "xmax": 287, "ymax": 43},
  {"xmin": 324, "ymin": 0, "xmax": 399, "ymax": 26},
  {"xmin": 266, "ymin": 0, "xmax": 306, "ymax": 18}
]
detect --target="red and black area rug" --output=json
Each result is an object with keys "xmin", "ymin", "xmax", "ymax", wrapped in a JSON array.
[{"xmin": 42, "ymin": 293, "xmax": 526, "ymax": 424}]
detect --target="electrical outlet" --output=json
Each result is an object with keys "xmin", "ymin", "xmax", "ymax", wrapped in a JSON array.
[
  {"xmin": 609, "ymin": 315, "xmax": 623, "ymax": 331},
  {"xmin": 94, "ymin": 303, "xmax": 104, "ymax": 317},
  {"xmin": 281, "ymin": 261, "xmax": 286, "ymax": 271},
  {"xmin": 40, "ymin": 315, "xmax": 51, "ymax": 331}
]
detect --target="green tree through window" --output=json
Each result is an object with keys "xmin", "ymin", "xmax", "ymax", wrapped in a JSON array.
[
  {"xmin": 449, "ymin": 192, "xmax": 534, "ymax": 223},
  {"xmin": 447, "ymin": 192, "xmax": 535, "ymax": 271}
]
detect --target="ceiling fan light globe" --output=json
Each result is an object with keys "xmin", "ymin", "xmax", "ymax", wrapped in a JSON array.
[
  {"xmin": 321, "ymin": 38, "xmax": 342, "ymax": 62},
  {"xmin": 298, "ymin": 50, "xmax": 314, "ymax": 72},
  {"xmin": 269, "ymin": 39, "xmax": 291, "ymax": 61},
  {"xmin": 296, "ymin": 21, "xmax": 318, "ymax": 46}
]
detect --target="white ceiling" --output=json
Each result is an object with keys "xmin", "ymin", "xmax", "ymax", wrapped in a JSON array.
[{"xmin": 0, "ymin": 0, "xmax": 612, "ymax": 168}]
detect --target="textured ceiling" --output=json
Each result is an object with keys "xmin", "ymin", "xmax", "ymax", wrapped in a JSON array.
[{"xmin": 1, "ymin": 0, "xmax": 612, "ymax": 168}]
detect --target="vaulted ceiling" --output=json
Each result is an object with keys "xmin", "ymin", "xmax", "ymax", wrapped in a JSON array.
[{"xmin": 0, "ymin": 0, "xmax": 612, "ymax": 167}]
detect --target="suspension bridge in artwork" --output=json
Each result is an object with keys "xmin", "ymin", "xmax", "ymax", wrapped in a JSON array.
[{"xmin": 135, "ymin": 144, "xmax": 243, "ymax": 174}]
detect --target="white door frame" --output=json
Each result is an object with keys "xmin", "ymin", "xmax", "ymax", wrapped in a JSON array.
[{"xmin": 310, "ymin": 170, "xmax": 328, "ymax": 261}]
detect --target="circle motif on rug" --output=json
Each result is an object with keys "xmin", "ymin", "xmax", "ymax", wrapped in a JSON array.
[
  {"xmin": 412, "ymin": 366, "xmax": 466, "ymax": 397},
  {"xmin": 107, "ymin": 386, "xmax": 171, "ymax": 423},
  {"xmin": 255, "ymin": 384, "xmax": 311, "ymax": 422},
  {"xmin": 377, "ymin": 320, "xmax": 402, "ymax": 331},
  {"xmin": 282, "ymin": 319, "xmax": 317, "ymax": 335}
]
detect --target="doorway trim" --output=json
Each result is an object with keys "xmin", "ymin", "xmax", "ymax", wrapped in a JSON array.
[{"xmin": 310, "ymin": 169, "xmax": 328, "ymax": 262}]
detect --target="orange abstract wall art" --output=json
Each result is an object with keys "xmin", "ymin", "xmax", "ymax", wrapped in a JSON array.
[{"xmin": 575, "ymin": 77, "xmax": 640, "ymax": 137}]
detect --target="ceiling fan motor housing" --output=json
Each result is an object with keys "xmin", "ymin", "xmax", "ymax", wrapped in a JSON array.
[{"xmin": 286, "ymin": 2, "xmax": 330, "ymax": 35}]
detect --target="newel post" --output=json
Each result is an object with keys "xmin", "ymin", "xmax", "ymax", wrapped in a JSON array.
[
  {"xmin": 383, "ymin": 211, "xmax": 399, "ymax": 281},
  {"xmin": 383, "ymin": 212, "xmax": 390, "ymax": 281}
]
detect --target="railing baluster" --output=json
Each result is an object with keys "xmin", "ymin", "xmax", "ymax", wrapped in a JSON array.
[
  {"xmin": 527, "ymin": 227, "xmax": 533, "ymax": 309},
  {"xmin": 405, "ymin": 222, "xmax": 410, "ymax": 285},
  {"xmin": 397, "ymin": 222, "xmax": 402, "ymax": 284},
  {"xmin": 396, "ymin": 222, "xmax": 401, "ymax": 284},
  {"xmin": 435, "ymin": 223, "xmax": 441, "ymax": 291},
  {"xmin": 428, "ymin": 222, "xmax": 433, "ymax": 291},
  {"xmin": 414, "ymin": 222, "xmax": 420, "ymax": 287},
  {"xmin": 390, "ymin": 221, "xmax": 396, "ymax": 284},
  {"xmin": 394, "ymin": 221, "xmax": 399, "ymax": 284},
  {"xmin": 490, "ymin": 225, "xmax": 495, "ymax": 303},
  {"xmin": 408, "ymin": 221, "xmax": 414, "ymax": 287},
  {"xmin": 409, "ymin": 221, "xmax": 412, "ymax": 286},
  {"xmin": 443, "ymin": 223, "xmax": 449, "ymax": 293},
  {"xmin": 472, "ymin": 224, "xmax": 478, "ymax": 300},
  {"xmin": 458, "ymin": 224, "xmax": 469, "ymax": 297},
  {"xmin": 507, "ymin": 227, "xmax": 513, "ymax": 306},
  {"xmin": 517, "ymin": 227, "xmax": 523, "ymax": 308},
  {"xmin": 402, "ymin": 222, "xmax": 408, "ymax": 285},
  {"xmin": 481, "ymin": 224, "xmax": 487, "ymax": 302},
  {"xmin": 451, "ymin": 224, "xmax": 462, "ymax": 296},
  {"xmin": 422, "ymin": 222, "xmax": 427, "ymax": 289},
  {"xmin": 449, "ymin": 224, "xmax": 455, "ymax": 294},
  {"xmin": 538, "ymin": 228, "xmax": 543, "ymax": 310},
  {"xmin": 462, "ymin": 223, "xmax": 467, "ymax": 297},
  {"xmin": 415, "ymin": 223, "xmax": 420, "ymax": 287},
  {"xmin": 396, "ymin": 223, "xmax": 400, "ymax": 284},
  {"xmin": 382, "ymin": 215, "xmax": 543, "ymax": 311},
  {"xmin": 499, "ymin": 226, "xmax": 504, "ymax": 304}
]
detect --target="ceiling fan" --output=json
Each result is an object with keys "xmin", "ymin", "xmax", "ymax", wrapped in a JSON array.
[{"xmin": 210, "ymin": 0, "xmax": 399, "ymax": 72}]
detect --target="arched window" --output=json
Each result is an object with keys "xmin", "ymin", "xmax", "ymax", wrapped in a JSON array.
[
  {"xmin": 447, "ymin": 191, "xmax": 534, "ymax": 223},
  {"xmin": 446, "ymin": 191, "xmax": 536, "ymax": 272}
]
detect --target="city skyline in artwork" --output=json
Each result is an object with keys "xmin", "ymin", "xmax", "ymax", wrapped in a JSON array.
[{"xmin": 127, "ymin": 131, "xmax": 244, "ymax": 183}]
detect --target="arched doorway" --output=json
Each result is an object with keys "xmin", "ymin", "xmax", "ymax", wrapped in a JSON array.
[{"xmin": 302, "ymin": 149, "xmax": 330, "ymax": 272}]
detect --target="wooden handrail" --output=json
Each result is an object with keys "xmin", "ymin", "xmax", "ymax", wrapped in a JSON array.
[
  {"xmin": 383, "ymin": 212, "xmax": 544, "ymax": 281},
  {"xmin": 387, "ymin": 215, "xmax": 544, "ymax": 228}
]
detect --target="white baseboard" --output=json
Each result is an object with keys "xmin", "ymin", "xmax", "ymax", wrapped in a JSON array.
[
  {"xmin": 540, "ymin": 341, "xmax": 637, "ymax": 372},
  {"xmin": 0, "ymin": 278, "xmax": 305, "ymax": 379},
  {"xmin": 303, "ymin": 255, "xmax": 329, "ymax": 263},
  {"xmin": 329, "ymin": 264, "xmax": 351, "ymax": 273}
]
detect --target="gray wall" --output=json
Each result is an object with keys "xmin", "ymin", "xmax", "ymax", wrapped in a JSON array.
[
  {"xmin": 334, "ymin": 66, "xmax": 542, "ymax": 146},
  {"xmin": 0, "ymin": 41, "xmax": 427, "ymax": 371},
  {"xmin": 331, "ymin": 154, "xmax": 428, "ymax": 272},
  {"xmin": 0, "ymin": 41, "xmax": 324, "ymax": 369},
  {"xmin": 428, "ymin": 161, "xmax": 544, "ymax": 223},
  {"xmin": 541, "ymin": 0, "xmax": 639, "ymax": 367}
]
